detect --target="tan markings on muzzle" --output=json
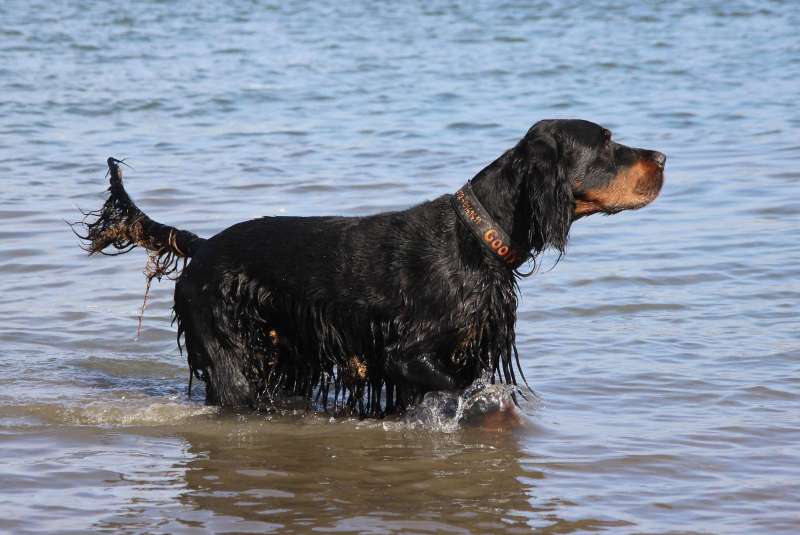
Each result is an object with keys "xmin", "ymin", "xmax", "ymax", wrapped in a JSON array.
[{"xmin": 575, "ymin": 160, "xmax": 663, "ymax": 216}]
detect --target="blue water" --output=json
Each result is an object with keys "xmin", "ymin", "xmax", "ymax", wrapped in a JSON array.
[{"xmin": 1, "ymin": 1, "xmax": 799, "ymax": 533}]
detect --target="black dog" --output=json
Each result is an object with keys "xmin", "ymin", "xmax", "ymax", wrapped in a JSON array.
[{"xmin": 77, "ymin": 119, "xmax": 665, "ymax": 417}]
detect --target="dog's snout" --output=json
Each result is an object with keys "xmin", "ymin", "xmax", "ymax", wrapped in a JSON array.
[{"xmin": 651, "ymin": 151, "xmax": 666, "ymax": 168}]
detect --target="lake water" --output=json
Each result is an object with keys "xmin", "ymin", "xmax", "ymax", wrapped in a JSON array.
[{"xmin": 1, "ymin": 0, "xmax": 798, "ymax": 533}]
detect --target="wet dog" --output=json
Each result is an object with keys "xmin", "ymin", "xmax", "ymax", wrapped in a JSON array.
[{"xmin": 76, "ymin": 119, "xmax": 664, "ymax": 417}]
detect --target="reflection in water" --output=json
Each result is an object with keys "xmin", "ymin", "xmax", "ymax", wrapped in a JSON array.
[
  {"xmin": 6, "ymin": 412, "xmax": 560, "ymax": 534},
  {"xmin": 1, "ymin": 413, "xmax": 636, "ymax": 534},
  {"xmin": 174, "ymin": 417, "xmax": 538, "ymax": 533}
]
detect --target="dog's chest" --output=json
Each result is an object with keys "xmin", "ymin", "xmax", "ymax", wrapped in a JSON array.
[{"xmin": 449, "ymin": 272, "xmax": 517, "ymax": 342}]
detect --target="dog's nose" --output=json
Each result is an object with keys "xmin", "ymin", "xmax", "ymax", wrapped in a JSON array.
[{"xmin": 652, "ymin": 151, "xmax": 666, "ymax": 168}]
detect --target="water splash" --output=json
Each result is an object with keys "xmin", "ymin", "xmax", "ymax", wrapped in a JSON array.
[
  {"xmin": 1, "ymin": 397, "xmax": 219, "ymax": 427},
  {"xmin": 58, "ymin": 399, "xmax": 219, "ymax": 426},
  {"xmin": 403, "ymin": 372, "xmax": 536, "ymax": 432}
]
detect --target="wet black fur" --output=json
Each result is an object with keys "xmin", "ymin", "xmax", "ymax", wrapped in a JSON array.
[{"xmin": 78, "ymin": 120, "xmax": 637, "ymax": 417}]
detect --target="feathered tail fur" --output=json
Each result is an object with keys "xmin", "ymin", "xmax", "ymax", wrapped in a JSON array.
[{"xmin": 73, "ymin": 157, "xmax": 205, "ymax": 273}]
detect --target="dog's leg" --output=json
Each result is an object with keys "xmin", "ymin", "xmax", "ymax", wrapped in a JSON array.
[
  {"xmin": 175, "ymin": 275, "xmax": 254, "ymax": 407},
  {"xmin": 387, "ymin": 353, "xmax": 457, "ymax": 391}
]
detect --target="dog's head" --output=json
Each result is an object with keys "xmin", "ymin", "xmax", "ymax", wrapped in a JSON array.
[{"xmin": 507, "ymin": 119, "xmax": 665, "ymax": 254}]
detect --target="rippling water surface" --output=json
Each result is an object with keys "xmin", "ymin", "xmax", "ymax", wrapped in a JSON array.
[{"xmin": 1, "ymin": 1, "xmax": 799, "ymax": 533}]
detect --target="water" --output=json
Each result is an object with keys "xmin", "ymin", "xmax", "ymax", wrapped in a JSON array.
[{"xmin": 1, "ymin": 0, "xmax": 799, "ymax": 532}]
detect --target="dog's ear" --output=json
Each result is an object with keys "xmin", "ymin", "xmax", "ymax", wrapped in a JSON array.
[{"xmin": 513, "ymin": 130, "xmax": 573, "ymax": 254}]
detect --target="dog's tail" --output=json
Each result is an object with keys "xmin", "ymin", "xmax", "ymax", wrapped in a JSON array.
[{"xmin": 73, "ymin": 158, "xmax": 205, "ymax": 271}]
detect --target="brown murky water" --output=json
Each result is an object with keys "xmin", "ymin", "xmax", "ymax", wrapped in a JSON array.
[{"xmin": 2, "ymin": 1, "xmax": 799, "ymax": 533}]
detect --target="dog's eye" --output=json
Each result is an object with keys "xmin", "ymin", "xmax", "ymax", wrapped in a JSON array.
[{"xmin": 602, "ymin": 129, "xmax": 612, "ymax": 142}]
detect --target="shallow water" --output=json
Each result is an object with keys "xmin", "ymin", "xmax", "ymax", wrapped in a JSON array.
[{"xmin": 1, "ymin": 0, "xmax": 799, "ymax": 533}]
